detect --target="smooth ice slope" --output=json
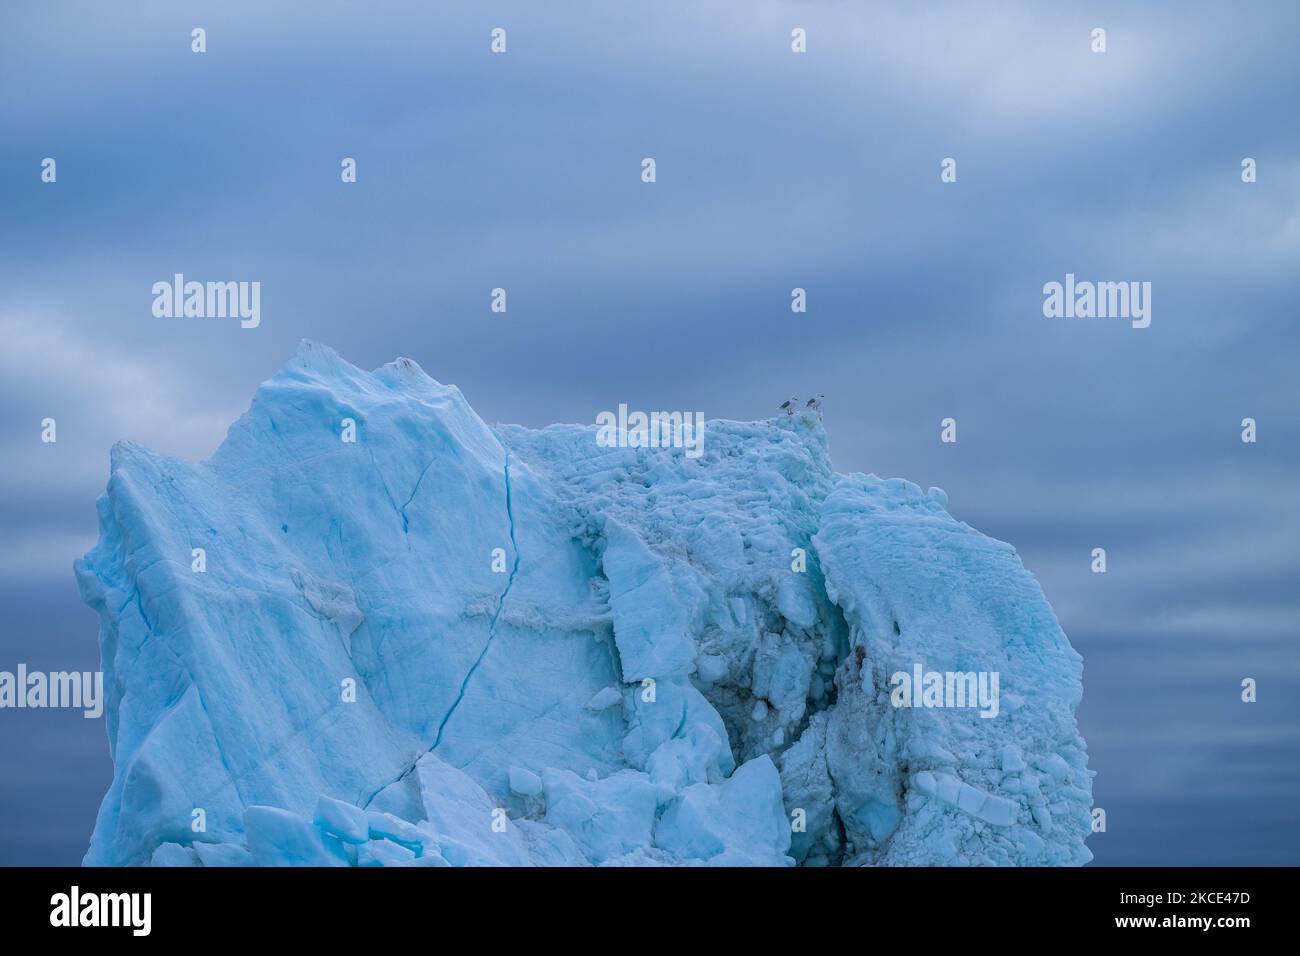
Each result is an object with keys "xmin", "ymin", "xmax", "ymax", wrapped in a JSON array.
[{"xmin": 76, "ymin": 341, "xmax": 1093, "ymax": 867}]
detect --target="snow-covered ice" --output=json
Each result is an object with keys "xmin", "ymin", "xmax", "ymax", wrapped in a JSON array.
[{"xmin": 75, "ymin": 341, "xmax": 1093, "ymax": 866}]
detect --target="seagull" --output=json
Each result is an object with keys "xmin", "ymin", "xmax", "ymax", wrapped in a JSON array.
[
  {"xmin": 805, "ymin": 393, "xmax": 824, "ymax": 414},
  {"xmin": 778, "ymin": 396, "xmax": 799, "ymax": 416}
]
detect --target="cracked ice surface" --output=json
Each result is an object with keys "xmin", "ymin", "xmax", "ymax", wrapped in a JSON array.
[{"xmin": 76, "ymin": 341, "xmax": 1092, "ymax": 866}]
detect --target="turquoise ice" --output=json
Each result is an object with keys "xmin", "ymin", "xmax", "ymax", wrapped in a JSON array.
[{"xmin": 76, "ymin": 342, "xmax": 1093, "ymax": 866}]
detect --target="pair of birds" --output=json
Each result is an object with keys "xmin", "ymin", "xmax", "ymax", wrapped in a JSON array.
[{"xmin": 780, "ymin": 394, "xmax": 823, "ymax": 416}]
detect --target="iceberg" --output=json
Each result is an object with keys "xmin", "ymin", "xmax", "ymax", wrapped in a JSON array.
[{"xmin": 74, "ymin": 341, "xmax": 1093, "ymax": 866}]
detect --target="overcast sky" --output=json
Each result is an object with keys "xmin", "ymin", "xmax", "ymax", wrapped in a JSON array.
[{"xmin": 1, "ymin": 0, "xmax": 1297, "ymax": 864}]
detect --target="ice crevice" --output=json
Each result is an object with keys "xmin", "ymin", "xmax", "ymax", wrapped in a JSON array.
[
  {"xmin": 398, "ymin": 457, "xmax": 437, "ymax": 534},
  {"xmin": 360, "ymin": 453, "xmax": 520, "ymax": 809},
  {"xmin": 366, "ymin": 447, "xmax": 404, "ymax": 526},
  {"xmin": 428, "ymin": 453, "xmax": 520, "ymax": 752}
]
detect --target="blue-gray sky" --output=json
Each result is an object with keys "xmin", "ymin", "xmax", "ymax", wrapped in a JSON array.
[{"xmin": 1, "ymin": 0, "xmax": 1297, "ymax": 865}]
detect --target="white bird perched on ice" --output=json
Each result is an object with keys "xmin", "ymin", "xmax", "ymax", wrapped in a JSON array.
[
  {"xmin": 778, "ymin": 396, "xmax": 799, "ymax": 416},
  {"xmin": 805, "ymin": 394, "xmax": 824, "ymax": 415}
]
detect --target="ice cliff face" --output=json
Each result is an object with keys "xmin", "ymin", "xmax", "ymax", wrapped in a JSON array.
[{"xmin": 75, "ymin": 341, "xmax": 1093, "ymax": 867}]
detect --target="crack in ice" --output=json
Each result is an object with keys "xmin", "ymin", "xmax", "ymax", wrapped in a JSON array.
[
  {"xmin": 361, "ymin": 454, "xmax": 520, "ymax": 808},
  {"xmin": 399, "ymin": 458, "xmax": 437, "ymax": 533}
]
